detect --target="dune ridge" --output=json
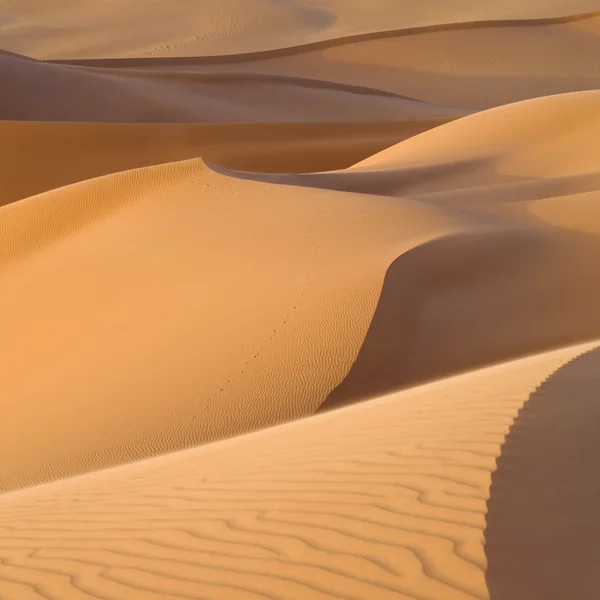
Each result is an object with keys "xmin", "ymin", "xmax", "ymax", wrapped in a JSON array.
[
  {"xmin": 485, "ymin": 345, "xmax": 600, "ymax": 599},
  {"xmin": 2, "ymin": 0, "xmax": 600, "ymax": 598},
  {"xmin": 0, "ymin": 341, "xmax": 597, "ymax": 599},
  {"xmin": 0, "ymin": 118, "xmax": 454, "ymax": 207}
]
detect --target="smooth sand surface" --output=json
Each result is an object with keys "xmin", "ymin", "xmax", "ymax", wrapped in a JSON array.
[
  {"xmin": 2, "ymin": 0, "xmax": 600, "ymax": 598},
  {"xmin": 4, "ymin": 0, "xmax": 600, "ymax": 59}
]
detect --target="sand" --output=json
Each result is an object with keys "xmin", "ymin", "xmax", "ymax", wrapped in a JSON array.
[
  {"xmin": 1, "ymin": 1, "xmax": 600, "ymax": 598},
  {"xmin": 1, "ymin": 342, "xmax": 598, "ymax": 599}
]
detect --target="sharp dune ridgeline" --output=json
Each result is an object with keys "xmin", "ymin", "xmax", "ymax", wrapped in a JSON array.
[{"xmin": 1, "ymin": 1, "xmax": 600, "ymax": 598}]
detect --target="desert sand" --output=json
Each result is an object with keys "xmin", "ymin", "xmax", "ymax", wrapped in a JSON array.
[{"xmin": 1, "ymin": 0, "xmax": 600, "ymax": 598}]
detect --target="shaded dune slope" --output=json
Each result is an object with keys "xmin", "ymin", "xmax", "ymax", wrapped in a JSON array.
[
  {"xmin": 0, "ymin": 50, "xmax": 461, "ymax": 123},
  {"xmin": 485, "ymin": 345, "xmax": 600, "ymax": 599},
  {"xmin": 0, "ymin": 341, "xmax": 596, "ymax": 599},
  {"xmin": 322, "ymin": 226, "xmax": 600, "ymax": 410}
]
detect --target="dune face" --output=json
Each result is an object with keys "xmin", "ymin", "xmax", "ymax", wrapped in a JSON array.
[
  {"xmin": 2, "ymin": 1, "xmax": 600, "ymax": 598},
  {"xmin": 0, "ymin": 342, "xmax": 597, "ymax": 599}
]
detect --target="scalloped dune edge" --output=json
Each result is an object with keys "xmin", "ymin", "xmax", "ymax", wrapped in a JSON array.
[{"xmin": 485, "ymin": 345, "xmax": 600, "ymax": 599}]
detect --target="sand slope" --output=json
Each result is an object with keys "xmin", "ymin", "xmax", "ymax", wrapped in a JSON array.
[
  {"xmin": 0, "ymin": 341, "xmax": 597, "ymax": 599},
  {"xmin": 0, "ymin": 118, "xmax": 454, "ymax": 207},
  {"xmin": 4, "ymin": 0, "xmax": 600, "ymax": 59},
  {"xmin": 0, "ymin": 158, "xmax": 464, "ymax": 492},
  {"xmin": 2, "ymin": 0, "xmax": 600, "ymax": 598},
  {"xmin": 3, "ymin": 125, "xmax": 600, "ymax": 490},
  {"xmin": 2, "ymin": 50, "xmax": 459, "ymax": 123}
]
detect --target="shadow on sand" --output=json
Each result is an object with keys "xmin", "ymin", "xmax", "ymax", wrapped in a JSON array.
[
  {"xmin": 320, "ymin": 227, "xmax": 600, "ymax": 411},
  {"xmin": 485, "ymin": 345, "xmax": 600, "ymax": 599}
]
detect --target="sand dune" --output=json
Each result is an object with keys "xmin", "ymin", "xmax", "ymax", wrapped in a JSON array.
[
  {"xmin": 45, "ymin": 11, "xmax": 600, "ymax": 111},
  {"xmin": 0, "ymin": 341, "xmax": 597, "ymax": 599},
  {"xmin": 2, "ymin": 50, "xmax": 460, "ymax": 123},
  {"xmin": 0, "ymin": 157, "xmax": 464, "ymax": 492},
  {"xmin": 2, "ymin": 0, "xmax": 600, "ymax": 598},
  {"xmin": 235, "ymin": 90, "xmax": 600, "ymax": 196},
  {"xmin": 4, "ymin": 0, "xmax": 600, "ymax": 59},
  {"xmin": 0, "ymin": 118, "xmax": 454, "ymax": 207},
  {"xmin": 486, "ymin": 345, "xmax": 600, "ymax": 599}
]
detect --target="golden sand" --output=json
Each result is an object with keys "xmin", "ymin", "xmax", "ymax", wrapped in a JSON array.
[{"xmin": 1, "ymin": 1, "xmax": 600, "ymax": 598}]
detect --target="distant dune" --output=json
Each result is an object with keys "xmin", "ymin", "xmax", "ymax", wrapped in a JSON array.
[{"xmin": 1, "ymin": 0, "xmax": 600, "ymax": 598}]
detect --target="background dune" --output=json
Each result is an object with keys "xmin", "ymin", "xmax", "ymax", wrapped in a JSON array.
[
  {"xmin": 4, "ymin": 0, "xmax": 600, "ymax": 59},
  {"xmin": 2, "ymin": 50, "xmax": 460, "ymax": 123},
  {"xmin": 2, "ymin": 0, "xmax": 600, "ymax": 598}
]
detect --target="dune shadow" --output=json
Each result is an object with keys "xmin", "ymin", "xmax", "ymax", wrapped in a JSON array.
[
  {"xmin": 485, "ymin": 345, "xmax": 600, "ymax": 599},
  {"xmin": 320, "ymin": 227, "xmax": 600, "ymax": 411}
]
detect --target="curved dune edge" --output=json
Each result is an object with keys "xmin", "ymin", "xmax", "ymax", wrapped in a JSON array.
[
  {"xmin": 0, "ymin": 341, "xmax": 597, "ymax": 599},
  {"xmin": 320, "ymin": 227, "xmax": 600, "ymax": 410},
  {"xmin": 0, "ymin": 118, "xmax": 454, "ymax": 207},
  {"xmin": 45, "ymin": 10, "xmax": 600, "ymax": 67},
  {"xmin": 228, "ymin": 90, "xmax": 600, "ymax": 201},
  {"xmin": 0, "ymin": 157, "xmax": 464, "ymax": 493},
  {"xmin": 485, "ymin": 345, "xmax": 600, "ymax": 599},
  {"xmin": 350, "ymin": 90, "xmax": 600, "ymax": 175}
]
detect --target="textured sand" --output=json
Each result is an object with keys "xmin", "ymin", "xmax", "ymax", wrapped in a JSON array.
[
  {"xmin": 2, "ymin": 0, "xmax": 600, "ymax": 598},
  {"xmin": 0, "ymin": 342, "xmax": 598, "ymax": 599}
]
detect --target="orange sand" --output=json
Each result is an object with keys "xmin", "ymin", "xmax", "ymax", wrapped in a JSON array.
[{"xmin": 1, "ymin": 1, "xmax": 600, "ymax": 598}]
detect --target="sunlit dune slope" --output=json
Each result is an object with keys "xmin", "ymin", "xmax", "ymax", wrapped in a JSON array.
[
  {"xmin": 251, "ymin": 90, "xmax": 600, "ymax": 202},
  {"xmin": 0, "ymin": 341, "xmax": 597, "ymax": 599},
  {"xmin": 3, "ymin": 0, "xmax": 599, "ymax": 59},
  {"xmin": 0, "ymin": 158, "xmax": 464, "ymax": 492},
  {"xmin": 353, "ymin": 90, "xmax": 600, "ymax": 178}
]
